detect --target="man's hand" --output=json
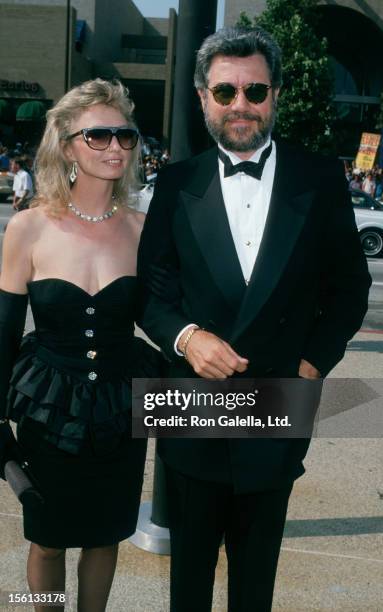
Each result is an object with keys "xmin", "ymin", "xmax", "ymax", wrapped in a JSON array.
[
  {"xmin": 178, "ymin": 329, "xmax": 249, "ymax": 378},
  {"xmin": 299, "ymin": 358, "xmax": 321, "ymax": 379}
]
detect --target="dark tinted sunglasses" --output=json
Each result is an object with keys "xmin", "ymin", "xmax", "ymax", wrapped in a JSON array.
[
  {"xmin": 66, "ymin": 126, "xmax": 139, "ymax": 150},
  {"xmin": 208, "ymin": 82, "xmax": 272, "ymax": 106}
]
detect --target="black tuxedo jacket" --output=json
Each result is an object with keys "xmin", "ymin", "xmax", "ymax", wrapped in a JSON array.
[{"xmin": 137, "ymin": 141, "xmax": 371, "ymax": 493}]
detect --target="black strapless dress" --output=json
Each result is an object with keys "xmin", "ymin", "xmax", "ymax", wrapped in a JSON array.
[{"xmin": 6, "ymin": 276, "xmax": 159, "ymax": 549}]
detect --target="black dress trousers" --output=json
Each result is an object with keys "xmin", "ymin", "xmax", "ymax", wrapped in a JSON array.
[{"xmin": 165, "ymin": 465, "xmax": 293, "ymax": 612}]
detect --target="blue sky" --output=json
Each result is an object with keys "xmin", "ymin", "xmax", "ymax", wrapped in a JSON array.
[{"xmin": 132, "ymin": 0, "xmax": 225, "ymax": 27}]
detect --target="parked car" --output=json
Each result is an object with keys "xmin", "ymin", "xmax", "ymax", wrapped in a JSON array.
[{"xmin": 351, "ymin": 189, "xmax": 383, "ymax": 258}]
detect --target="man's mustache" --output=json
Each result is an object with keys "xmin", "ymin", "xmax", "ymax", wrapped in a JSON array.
[{"xmin": 223, "ymin": 112, "xmax": 262, "ymax": 123}]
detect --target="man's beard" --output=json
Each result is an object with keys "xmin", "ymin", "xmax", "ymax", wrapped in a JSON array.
[{"xmin": 203, "ymin": 101, "xmax": 277, "ymax": 152}]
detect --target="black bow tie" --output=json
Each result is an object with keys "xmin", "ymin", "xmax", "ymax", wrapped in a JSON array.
[{"xmin": 218, "ymin": 143, "xmax": 272, "ymax": 180}]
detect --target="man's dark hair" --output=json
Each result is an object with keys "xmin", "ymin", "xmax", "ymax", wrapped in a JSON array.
[
  {"xmin": 10, "ymin": 155, "xmax": 26, "ymax": 169},
  {"xmin": 194, "ymin": 26, "xmax": 282, "ymax": 90}
]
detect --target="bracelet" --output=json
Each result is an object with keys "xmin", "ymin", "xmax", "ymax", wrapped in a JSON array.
[{"xmin": 180, "ymin": 326, "xmax": 200, "ymax": 359}]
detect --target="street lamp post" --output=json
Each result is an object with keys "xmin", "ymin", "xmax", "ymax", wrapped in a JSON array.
[
  {"xmin": 170, "ymin": 0, "xmax": 218, "ymax": 162},
  {"xmin": 65, "ymin": 0, "xmax": 71, "ymax": 93}
]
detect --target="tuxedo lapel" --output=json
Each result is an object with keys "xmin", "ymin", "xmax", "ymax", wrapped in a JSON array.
[
  {"xmin": 180, "ymin": 148, "xmax": 246, "ymax": 308},
  {"xmin": 230, "ymin": 144, "xmax": 316, "ymax": 343}
]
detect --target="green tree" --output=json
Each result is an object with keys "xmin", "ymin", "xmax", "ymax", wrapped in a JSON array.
[
  {"xmin": 237, "ymin": 11, "xmax": 253, "ymax": 28},
  {"xmin": 237, "ymin": 0, "xmax": 335, "ymax": 153}
]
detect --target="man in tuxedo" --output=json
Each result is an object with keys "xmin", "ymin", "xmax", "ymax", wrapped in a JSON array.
[{"xmin": 137, "ymin": 26, "xmax": 371, "ymax": 612}]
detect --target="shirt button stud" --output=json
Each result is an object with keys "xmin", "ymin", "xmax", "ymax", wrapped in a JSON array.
[
  {"xmin": 88, "ymin": 371, "xmax": 98, "ymax": 381},
  {"xmin": 85, "ymin": 329, "xmax": 94, "ymax": 338},
  {"xmin": 245, "ymin": 241, "xmax": 251, "ymax": 246},
  {"xmin": 87, "ymin": 350, "xmax": 97, "ymax": 359},
  {"xmin": 86, "ymin": 307, "xmax": 95, "ymax": 315}
]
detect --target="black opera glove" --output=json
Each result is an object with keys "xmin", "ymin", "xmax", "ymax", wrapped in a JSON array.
[
  {"xmin": 147, "ymin": 263, "xmax": 182, "ymax": 304},
  {"xmin": 0, "ymin": 288, "xmax": 28, "ymax": 421}
]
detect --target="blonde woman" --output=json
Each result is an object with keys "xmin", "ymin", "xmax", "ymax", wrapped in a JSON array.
[{"xmin": 0, "ymin": 79, "xmax": 159, "ymax": 611}]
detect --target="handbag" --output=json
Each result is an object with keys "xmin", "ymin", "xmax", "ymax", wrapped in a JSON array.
[{"xmin": 0, "ymin": 420, "xmax": 44, "ymax": 509}]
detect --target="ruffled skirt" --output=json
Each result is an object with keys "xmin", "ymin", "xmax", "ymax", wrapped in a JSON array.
[{"xmin": 7, "ymin": 333, "xmax": 161, "ymax": 454}]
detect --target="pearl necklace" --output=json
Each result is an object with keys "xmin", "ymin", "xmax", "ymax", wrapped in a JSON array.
[{"xmin": 67, "ymin": 201, "xmax": 118, "ymax": 222}]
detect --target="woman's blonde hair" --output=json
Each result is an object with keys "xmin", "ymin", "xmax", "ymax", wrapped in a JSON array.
[{"xmin": 31, "ymin": 78, "xmax": 141, "ymax": 216}]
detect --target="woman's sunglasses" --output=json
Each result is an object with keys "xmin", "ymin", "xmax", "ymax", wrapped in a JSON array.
[
  {"xmin": 66, "ymin": 126, "xmax": 139, "ymax": 150},
  {"xmin": 208, "ymin": 82, "xmax": 272, "ymax": 106}
]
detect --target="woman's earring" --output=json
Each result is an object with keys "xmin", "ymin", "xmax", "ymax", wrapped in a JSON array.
[{"xmin": 69, "ymin": 161, "xmax": 78, "ymax": 184}]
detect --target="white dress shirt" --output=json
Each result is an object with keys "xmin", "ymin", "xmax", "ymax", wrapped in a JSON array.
[
  {"xmin": 174, "ymin": 138, "xmax": 276, "ymax": 354},
  {"xmin": 218, "ymin": 137, "xmax": 275, "ymax": 284}
]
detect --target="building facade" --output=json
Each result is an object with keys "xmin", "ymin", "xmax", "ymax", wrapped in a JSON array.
[
  {"xmin": 0, "ymin": 0, "xmax": 177, "ymax": 146},
  {"xmin": 224, "ymin": 0, "xmax": 383, "ymax": 157}
]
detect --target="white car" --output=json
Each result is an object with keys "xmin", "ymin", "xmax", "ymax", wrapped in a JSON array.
[
  {"xmin": 137, "ymin": 183, "xmax": 154, "ymax": 214},
  {"xmin": 351, "ymin": 189, "xmax": 383, "ymax": 258}
]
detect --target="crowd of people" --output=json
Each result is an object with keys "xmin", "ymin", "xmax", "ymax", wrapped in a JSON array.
[
  {"xmin": 345, "ymin": 164, "xmax": 383, "ymax": 200},
  {"xmin": 140, "ymin": 137, "xmax": 170, "ymax": 183},
  {"xmin": 0, "ymin": 142, "xmax": 37, "ymax": 173}
]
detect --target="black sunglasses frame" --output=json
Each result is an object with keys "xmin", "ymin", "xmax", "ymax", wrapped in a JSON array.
[
  {"xmin": 208, "ymin": 82, "xmax": 272, "ymax": 106},
  {"xmin": 66, "ymin": 126, "xmax": 139, "ymax": 150}
]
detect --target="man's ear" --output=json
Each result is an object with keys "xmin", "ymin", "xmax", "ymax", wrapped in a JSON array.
[
  {"xmin": 273, "ymin": 87, "xmax": 280, "ymax": 102},
  {"xmin": 197, "ymin": 88, "xmax": 207, "ymax": 110}
]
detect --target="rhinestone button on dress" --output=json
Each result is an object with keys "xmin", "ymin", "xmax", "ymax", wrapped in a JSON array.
[
  {"xmin": 85, "ymin": 329, "xmax": 94, "ymax": 338},
  {"xmin": 88, "ymin": 371, "xmax": 98, "ymax": 381},
  {"xmin": 87, "ymin": 350, "xmax": 97, "ymax": 360},
  {"xmin": 86, "ymin": 307, "xmax": 95, "ymax": 315}
]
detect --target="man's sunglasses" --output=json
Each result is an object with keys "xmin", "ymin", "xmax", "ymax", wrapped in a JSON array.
[
  {"xmin": 66, "ymin": 126, "xmax": 139, "ymax": 150},
  {"xmin": 208, "ymin": 82, "xmax": 272, "ymax": 106}
]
